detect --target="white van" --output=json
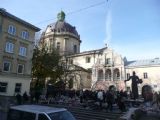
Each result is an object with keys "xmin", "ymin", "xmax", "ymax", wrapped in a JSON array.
[{"xmin": 7, "ymin": 105, "xmax": 76, "ymax": 120}]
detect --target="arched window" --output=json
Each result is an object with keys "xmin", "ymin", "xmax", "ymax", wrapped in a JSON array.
[
  {"xmin": 105, "ymin": 69, "xmax": 111, "ymax": 80},
  {"xmin": 98, "ymin": 69, "xmax": 103, "ymax": 81},
  {"xmin": 113, "ymin": 68, "xmax": 120, "ymax": 80}
]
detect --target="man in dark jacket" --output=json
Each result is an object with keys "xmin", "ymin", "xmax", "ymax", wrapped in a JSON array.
[{"xmin": 16, "ymin": 93, "xmax": 22, "ymax": 105}]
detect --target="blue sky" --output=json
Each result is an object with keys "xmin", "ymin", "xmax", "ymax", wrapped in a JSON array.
[{"xmin": 1, "ymin": 0, "xmax": 160, "ymax": 60}]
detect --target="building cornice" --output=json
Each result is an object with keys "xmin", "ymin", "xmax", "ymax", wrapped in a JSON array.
[
  {"xmin": 125, "ymin": 65, "xmax": 160, "ymax": 69},
  {"xmin": 41, "ymin": 32, "xmax": 81, "ymax": 42},
  {"xmin": 0, "ymin": 8, "xmax": 40, "ymax": 31},
  {"xmin": 67, "ymin": 47, "xmax": 108, "ymax": 58},
  {"xmin": 5, "ymin": 32, "xmax": 34, "ymax": 44},
  {"xmin": 0, "ymin": 72, "xmax": 31, "ymax": 78}
]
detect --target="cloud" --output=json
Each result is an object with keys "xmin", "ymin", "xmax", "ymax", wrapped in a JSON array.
[{"xmin": 104, "ymin": 9, "xmax": 112, "ymax": 47}]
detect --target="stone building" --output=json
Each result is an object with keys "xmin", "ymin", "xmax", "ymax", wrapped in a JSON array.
[
  {"xmin": 40, "ymin": 11, "xmax": 160, "ymax": 92},
  {"xmin": 40, "ymin": 11, "xmax": 81, "ymax": 56},
  {"xmin": 39, "ymin": 11, "xmax": 90, "ymax": 90},
  {"xmin": 67, "ymin": 47, "xmax": 126, "ymax": 91},
  {"xmin": 0, "ymin": 8, "xmax": 40, "ymax": 104},
  {"xmin": 125, "ymin": 58, "xmax": 160, "ymax": 93}
]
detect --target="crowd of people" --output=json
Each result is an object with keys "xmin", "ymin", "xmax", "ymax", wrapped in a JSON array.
[
  {"xmin": 81, "ymin": 88, "xmax": 128, "ymax": 112},
  {"xmin": 14, "ymin": 88, "xmax": 129, "ymax": 112},
  {"xmin": 14, "ymin": 87, "xmax": 160, "ymax": 113},
  {"xmin": 15, "ymin": 91, "xmax": 29, "ymax": 105}
]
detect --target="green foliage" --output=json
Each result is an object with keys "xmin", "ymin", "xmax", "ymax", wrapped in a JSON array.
[{"xmin": 31, "ymin": 45, "xmax": 63, "ymax": 88}]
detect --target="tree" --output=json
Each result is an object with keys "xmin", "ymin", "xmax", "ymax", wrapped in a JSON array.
[
  {"xmin": 31, "ymin": 45, "xmax": 63, "ymax": 90},
  {"xmin": 31, "ymin": 45, "xmax": 87, "ymax": 91}
]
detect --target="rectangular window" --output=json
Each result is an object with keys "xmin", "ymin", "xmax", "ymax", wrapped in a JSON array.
[
  {"xmin": 15, "ymin": 83, "xmax": 22, "ymax": 93},
  {"xmin": 143, "ymin": 72, "xmax": 148, "ymax": 79},
  {"xmin": 8, "ymin": 25, "xmax": 16, "ymax": 35},
  {"xmin": 19, "ymin": 46, "xmax": 27, "ymax": 56},
  {"xmin": 0, "ymin": 82, "xmax": 8, "ymax": 93},
  {"xmin": 5, "ymin": 42, "xmax": 14, "ymax": 53},
  {"xmin": 57, "ymin": 42, "xmax": 60, "ymax": 50},
  {"xmin": 73, "ymin": 45, "xmax": 77, "ymax": 53},
  {"xmin": 8, "ymin": 109, "xmax": 21, "ymax": 120},
  {"xmin": 127, "ymin": 73, "xmax": 130, "ymax": 79},
  {"xmin": 3, "ymin": 61, "xmax": 11, "ymax": 72},
  {"xmin": 105, "ymin": 58, "xmax": 111, "ymax": 64},
  {"xmin": 17, "ymin": 64, "xmax": 24, "ymax": 74},
  {"xmin": 21, "ymin": 111, "xmax": 36, "ymax": 120},
  {"xmin": 86, "ymin": 57, "xmax": 91, "ymax": 63},
  {"xmin": 21, "ymin": 31, "xmax": 29, "ymax": 39},
  {"xmin": 38, "ymin": 114, "xmax": 49, "ymax": 120},
  {"xmin": 9, "ymin": 110, "xmax": 35, "ymax": 120}
]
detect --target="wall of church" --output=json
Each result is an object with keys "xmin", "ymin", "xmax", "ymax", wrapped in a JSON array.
[
  {"xmin": 65, "ymin": 37, "xmax": 80, "ymax": 54},
  {"xmin": 72, "ymin": 54, "xmax": 95, "ymax": 69},
  {"xmin": 42, "ymin": 35, "xmax": 80, "ymax": 55},
  {"xmin": 91, "ymin": 49, "xmax": 126, "ymax": 91}
]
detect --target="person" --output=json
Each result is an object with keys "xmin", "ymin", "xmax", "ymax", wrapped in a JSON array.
[
  {"xmin": 23, "ymin": 91, "xmax": 29, "ymax": 104},
  {"xmin": 30, "ymin": 90, "xmax": 35, "ymax": 103},
  {"xmin": 106, "ymin": 89, "xmax": 114, "ymax": 112},
  {"xmin": 16, "ymin": 92, "xmax": 22, "ymax": 105},
  {"xmin": 35, "ymin": 90, "xmax": 41, "ymax": 104},
  {"xmin": 125, "ymin": 71, "xmax": 140, "ymax": 100},
  {"xmin": 97, "ymin": 90, "xmax": 104, "ymax": 109},
  {"xmin": 79, "ymin": 90, "xmax": 83, "ymax": 103},
  {"xmin": 117, "ymin": 90, "xmax": 126, "ymax": 112}
]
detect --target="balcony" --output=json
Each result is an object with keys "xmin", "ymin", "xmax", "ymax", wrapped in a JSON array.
[{"xmin": 114, "ymin": 77, "xmax": 120, "ymax": 81}]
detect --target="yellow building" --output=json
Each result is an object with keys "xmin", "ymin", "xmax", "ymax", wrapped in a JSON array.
[{"xmin": 0, "ymin": 8, "xmax": 40, "ymax": 99}]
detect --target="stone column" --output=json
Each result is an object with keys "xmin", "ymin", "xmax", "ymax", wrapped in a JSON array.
[{"xmin": 103, "ymin": 68, "xmax": 106, "ymax": 81}]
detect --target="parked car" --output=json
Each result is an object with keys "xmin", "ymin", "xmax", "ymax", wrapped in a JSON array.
[{"xmin": 7, "ymin": 105, "xmax": 76, "ymax": 120}]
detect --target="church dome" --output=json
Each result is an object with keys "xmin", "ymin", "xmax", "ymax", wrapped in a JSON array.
[{"xmin": 45, "ymin": 11, "xmax": 79, "ymax": 39}]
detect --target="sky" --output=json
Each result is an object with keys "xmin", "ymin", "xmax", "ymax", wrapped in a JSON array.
[{"xmin": 1, "ymin": 0, "xmax": 160, "ymax": 60}]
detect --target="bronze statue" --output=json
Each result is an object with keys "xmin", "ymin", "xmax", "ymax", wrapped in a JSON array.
[{"xmin": 125, "ymin": 71, "xmax": 142, "ymax": 99}]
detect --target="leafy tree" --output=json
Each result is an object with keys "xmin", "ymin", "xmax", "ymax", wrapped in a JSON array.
[
  {"xmin": 31, "ymin": 45, "xmax": 63, "ymax": 89},
  {"xmin": 31, "ymin": 45, "xmax": 84, "ymax": 91}
]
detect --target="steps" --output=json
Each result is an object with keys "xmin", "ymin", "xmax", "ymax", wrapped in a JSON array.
[{"xmin": 49, "ymin": 104, "xmax": 124, "ymax": 120}]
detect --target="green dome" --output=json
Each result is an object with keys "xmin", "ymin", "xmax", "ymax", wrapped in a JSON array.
[{"xmin": 57, "ymin": 11, "xmax": 65, "ymax": 21}]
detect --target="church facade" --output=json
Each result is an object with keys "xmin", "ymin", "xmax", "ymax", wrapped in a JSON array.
[{"xmin": 40, "ymin": 11, "xmax": 160, "ymax": 92}]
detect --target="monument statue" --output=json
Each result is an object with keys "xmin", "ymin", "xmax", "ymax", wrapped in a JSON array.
[{"xmin": 125, "ymin": 71, "xmax": 142, "ymax": 99}]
